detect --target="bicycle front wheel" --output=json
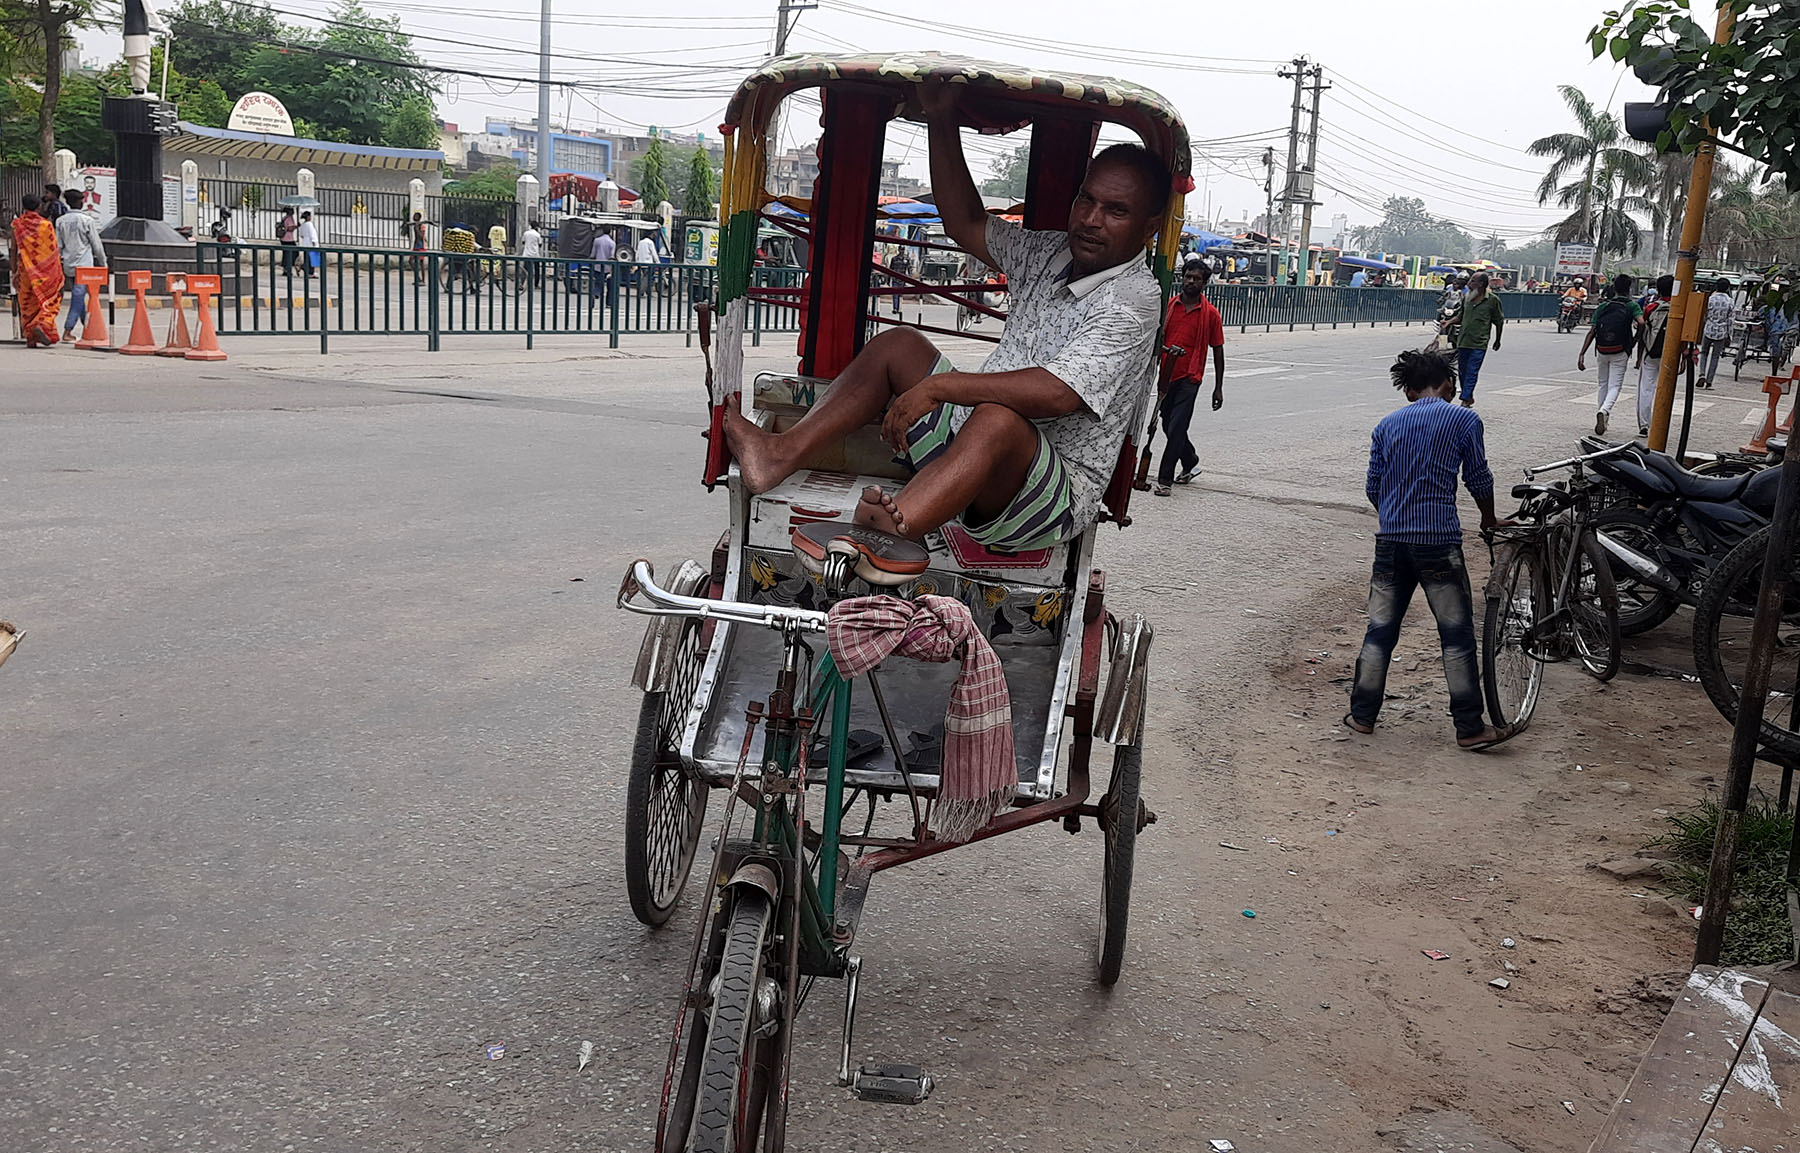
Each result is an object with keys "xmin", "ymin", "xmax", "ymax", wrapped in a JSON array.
[
  {"xmin": 1571, "ymin": 529, "xmax": 1622, "ymax": 681},
  {"xmin": 1483, "ymin": 543, "xmax": 1546, "ymax": 727}
]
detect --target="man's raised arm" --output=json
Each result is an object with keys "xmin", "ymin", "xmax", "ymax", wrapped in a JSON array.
[{"xmin": 920, "ymin": 80, "xmax": 994, "ymax": 269}]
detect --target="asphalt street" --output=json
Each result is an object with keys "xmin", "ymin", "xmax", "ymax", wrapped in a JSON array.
[{"xmin": 0, "ymin": 315, "xmax": 1776, "ymax": 1150}]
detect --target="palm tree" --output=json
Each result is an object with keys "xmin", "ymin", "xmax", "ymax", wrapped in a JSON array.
[
  {"xmin": 1528, "ymin": 85, "xmax": 1651, "ymax": 266},
  {"xmin": 1703, "ymin": 165, "xmax": 1761, "ymax": 265},
  {"xmin": 1479, "ymin": 231, "xmax": 1507, "ymax": 260},
  {"xmin": 1641, "ymin": 154, "xmax": 1692, "ymax": 272}
]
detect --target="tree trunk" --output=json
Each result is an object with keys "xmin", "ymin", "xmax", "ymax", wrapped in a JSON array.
[
  {"xmin": 37, "ymin": 0, "xmax": 63, "ymax": 184},
  {"xmin": 1581, "ymin": 150, "xmax": 1597, "ymax": 243}
]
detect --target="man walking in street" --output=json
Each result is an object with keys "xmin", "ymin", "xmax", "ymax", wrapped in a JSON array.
[
  {"xmin": 41, "ymin": 184, "xmax": 66, "ymax": 224},
  {"xmin": 1635, "ymin": 274, "xmax": 1675, "ymax": 436},
  {"xmin": 519, "ymin": 218, "xmax": 543, "ymax": 288},
  {"xmin": 1699, "ymin": 277, "xmax": 1734, "ymax": 388},
  {"xmin": 1577, "ymin": 273, "xmax": 1643, "ymax": 436},
  {"xmin": 1449, "ymin": 271, "xmax": 1503, "ymax": 407},
  {"xmin": 1154, "ymin": 256, "xmax": 1225, "ymax": 496},
  {"xmin": 589, "ymin": 227, "xmax": 615, "ymax": 301},
  {"xmin": 54, "ymin": 188, "xmax": 105, "ymax": 343},
  {"xmin": 1346, "ymin": 348, "xmax": 1515, "ymax": 751}
]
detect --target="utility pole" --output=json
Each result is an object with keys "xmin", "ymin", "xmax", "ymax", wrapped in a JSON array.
[
  {"xmin": 1648, "ymin": 3, "xmax": 1737, "ymax": 456},
  {"xmin": 1295, "ymin": 64, "xmax": 1328, "ymax": 285},
  {"xmin": 1262, "ymin": 146, "xmax": 1275, "ymax": 272},
  {"xmin": 773, "ymin": 0, "xmax": 816, "ymax": 56},
  {"xmin": 535, "ymin": 0, "xmax": 551, "ymax": 194},
  {"xmin": 1275, "ymin": 57, "xmax": 1307, "ymax": 283}
]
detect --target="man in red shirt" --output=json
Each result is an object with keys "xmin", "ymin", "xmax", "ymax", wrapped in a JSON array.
[{"xmin": 1155, "ymin": 257, "xmax": 1226, "ymax": 495}]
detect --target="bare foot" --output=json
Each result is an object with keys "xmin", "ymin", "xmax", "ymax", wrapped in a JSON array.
[
  {"xmin": 722, "ymin": 406, "xmax": 793, "ymax": 494},
  {"xmin": 853, "ymin": 486, "xmax": 910, "ymax": 537}
]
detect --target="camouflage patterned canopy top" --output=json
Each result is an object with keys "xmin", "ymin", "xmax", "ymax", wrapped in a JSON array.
[{"xmin": 722, "ymin": 52, "xmax": 1191, "ymax": 185}]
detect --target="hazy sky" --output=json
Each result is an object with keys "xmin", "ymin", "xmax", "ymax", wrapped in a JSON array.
[{"xmin": 84, "ymin": 0, "xmax": 1719, "ymax": 241}]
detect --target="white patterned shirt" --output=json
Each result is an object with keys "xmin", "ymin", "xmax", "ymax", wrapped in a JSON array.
[
  {"xmin": 1704, "ymin": 290, "xmax": 1735, "ymax": 341},
  {"xmin": 976, "ymin": 215, "xmax": 1161, "ymax": 529}
]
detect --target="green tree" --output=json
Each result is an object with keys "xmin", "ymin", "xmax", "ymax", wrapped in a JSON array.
[
  {"xmin": 1527, "ymin": 85, "xmax": 1652, "ymax": 262},
  {"xmin": 443, "ymin": 159, "xmax": 520, "ymax": 199},
  {"xmin": 1353, "ymin": 196, "xmax": 1474, "ymax": 259},
  {"xmin": 682, "ymin": 145, "xmax": 715, "ymax": 217},
  {"xmin": 1479, "ymin": 231, "xmax": 1507, "ymax": 260},
  {"xmin": 1594, "ymin": 1, "xmax": 1800, "ymax": 193},
  {"xmin": 383, "ymin": 95, "xmax": 437, "ymax": 149},
  {"xmin": 51, "ymin": 68, "xmax": 109, "ymax": 163},
  {"xmin": 981, "ymin": 143, "xmax": 1029, "ymax": 199},
  {"xmin": 1, "ymin": 0, "xmax": 100, "ymax": 178},
  {"xmin": 183, "ymin": 78, "xmax": 232, "ymax": 127},
  {"xmin": 632, "ymin": 135, "xmax": 672, "ymax": 209},
  {"xmin": 165, "ymin": 0, "xmax": 283, "ymax": 98}
]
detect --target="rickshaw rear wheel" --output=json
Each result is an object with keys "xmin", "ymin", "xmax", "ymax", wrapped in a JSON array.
[
  {"xmin": 624, "ymin": 616, "xmax": 710, "ymax": 927},
  {"xmin": 1097, "ymin": 742, "xmax": 1142, "ymax": 986}
]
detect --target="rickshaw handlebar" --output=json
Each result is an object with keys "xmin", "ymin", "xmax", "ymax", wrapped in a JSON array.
[{"xmin": 618, "ymin": 559, "xmax": 829, "ymax": 634}]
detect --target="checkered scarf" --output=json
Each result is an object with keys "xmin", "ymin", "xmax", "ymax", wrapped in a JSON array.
[{"xmin": 826, "ymin": 594, "xmax": 1015, "ymax": 843}]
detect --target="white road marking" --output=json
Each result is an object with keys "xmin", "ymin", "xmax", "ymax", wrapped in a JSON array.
[
  {"xmin": 1230, "ymin": 365, "xmax": 1296, "ymax": 378},
  {"xmin": 1492, "ymin": 384, "xmax": 1564, "ymax": 397},
  {"xmin": 1743, "ymin": 409, "xmax": 1769, "ymax": 425}
]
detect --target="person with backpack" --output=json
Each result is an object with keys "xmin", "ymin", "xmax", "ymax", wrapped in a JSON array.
[
  {"xmin": 1577, "ymin": 273, "xmax": 1643, "ymax": 436},
  {"xmin": 1635, "ymin": 274, "xmax": 1675, "ymax": 436},
  {"xmin": 1449, "ymin": 271, "xmax": 1503, "ymax": 407}
]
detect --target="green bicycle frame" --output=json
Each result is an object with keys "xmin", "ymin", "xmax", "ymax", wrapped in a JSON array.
[{"xmin": 750, "ymin": 652, "xmax": 854, "ymax": 977}]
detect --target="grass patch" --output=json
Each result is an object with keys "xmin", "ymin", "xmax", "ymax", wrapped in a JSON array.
[{"xmin": 1653, "ymin": 796, "xmax": 1798, "ymax": 966}]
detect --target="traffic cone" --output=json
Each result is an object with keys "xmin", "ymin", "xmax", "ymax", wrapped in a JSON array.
[
  {"xmin": 120, "ymin": 271, "xmax": 159, "ymax": 355},
  {"xmin": 74, "ymin": 270, "xmax": 114, "ymax": 351},
  {"xmin": 157, "ymin": 283, "xmax": 193, "ymax": 357},
  {"xmin": 184, "ymin": 280, "xmax": 227, "ymax": 362}
]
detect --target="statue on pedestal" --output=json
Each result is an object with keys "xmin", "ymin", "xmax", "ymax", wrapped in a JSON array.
[{"xmin": 123, "ymin": 0, "xmax": 166, "ymax": 97}]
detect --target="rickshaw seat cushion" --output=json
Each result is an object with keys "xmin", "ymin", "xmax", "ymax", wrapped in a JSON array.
[{"xmin": 792, "ymin": 520, "xmax": 930, "ymax": 580}]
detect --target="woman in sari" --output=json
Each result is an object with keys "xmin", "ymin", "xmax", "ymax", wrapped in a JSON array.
[{"xmin": 9, "ymin": 194, "xmax": 63, "ymax": 346}]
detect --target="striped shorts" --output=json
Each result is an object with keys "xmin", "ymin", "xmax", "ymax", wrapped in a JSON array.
[{"xmin": 901, "ymin": 357, "xmax": 1077, "ymax": 553}]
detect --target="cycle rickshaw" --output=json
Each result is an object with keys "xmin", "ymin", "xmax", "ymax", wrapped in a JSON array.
[{"xmin": 615, "ymin": 53, "xmax": 1189, "ymax": 1151}]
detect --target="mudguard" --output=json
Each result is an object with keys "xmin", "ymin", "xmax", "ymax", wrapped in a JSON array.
[
  {"xmin": 1095, "ymin": 613, "xmax": 1154, "ymax": 747},
  {"xmin": 628, "ymin": 559, "xmax": 709, "ymax": 692}
]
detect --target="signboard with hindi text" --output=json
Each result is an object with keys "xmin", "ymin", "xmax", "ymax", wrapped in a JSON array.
[{"xmin": 227, "ymin": 92, "xmax": 295, "ymax": 136}]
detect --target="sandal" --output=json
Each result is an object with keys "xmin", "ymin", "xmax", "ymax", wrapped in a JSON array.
[
  {"xmin": 1342, "ymin": 712, "xmax": 1374, "ymax": 735},
  {"xmin": 1153, "ymin": 484, "xmax": 1171, "ymax": 497},
  {"xmin": 1458, "ymin": 724, "xmax": 1519, "ymax": 752}
]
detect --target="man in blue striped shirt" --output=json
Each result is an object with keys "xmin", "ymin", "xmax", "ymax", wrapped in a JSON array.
[{"xmin": 1346, "ymin": 349, "xmax": 1516, "ymax": 750}]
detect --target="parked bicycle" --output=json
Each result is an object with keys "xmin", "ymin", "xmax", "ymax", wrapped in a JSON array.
[{"xmin": 1481, "ymin": 448, "xmax": 1623, "ymax": 727}]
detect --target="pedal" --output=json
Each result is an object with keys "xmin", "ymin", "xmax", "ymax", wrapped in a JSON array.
[{"xmin": 850, "ymin": 1063, "xmax": 934, "ymax": 1105}]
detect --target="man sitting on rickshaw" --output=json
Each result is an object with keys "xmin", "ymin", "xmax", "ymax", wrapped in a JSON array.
[{"xmin": 725, "ymin": 80, "xmax": 1167, "ymax": 553}]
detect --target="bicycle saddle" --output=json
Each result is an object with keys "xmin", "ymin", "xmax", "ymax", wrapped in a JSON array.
[{"xmin": 792, "ymin": 521, "xmax": 930, "ymax": 587}]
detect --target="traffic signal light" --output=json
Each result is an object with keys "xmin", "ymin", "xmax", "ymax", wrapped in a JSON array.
[{"xmin": 1625, "ymin": 47, "xmax": 1686, "ymax": 151}]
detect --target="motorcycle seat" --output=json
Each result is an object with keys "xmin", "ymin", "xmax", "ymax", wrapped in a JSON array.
[{"xmin": 1640, "ymin": 451, "xmax": 1752, "ymax": 503}]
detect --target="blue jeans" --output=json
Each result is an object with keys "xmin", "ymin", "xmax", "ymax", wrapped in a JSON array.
[
  {"xmin": 1455, "ymin": 347, "xmax": 1487, "ymax": 401},
  {"xmin": 64, "ymin": 282, "xmax": 87, "ymax": 333},
  {"xmin": 1349, "ymin": 540, "xmax": 1487, "ymax": 739}
]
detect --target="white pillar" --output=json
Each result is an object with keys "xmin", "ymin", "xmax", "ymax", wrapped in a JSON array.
[
  {"xmin": 180, "ymin": 159, "xmax": 199, "ymax": 231},
  {"xmin": 295, "ymin": 167, "xmax": 315, "ymax": 198},
  {"xmin": 515, "ymin": 173, "xmax": 539, "ymax": 226},
  {"xmin": 53, "ymin": 149, "xmax": 77, "ymax": 188},
  {"xmin": 408, "ymin": 177, "xmax": 426, "ymax": 222},
  {"xmin": 657, "ymin": 199, "xmax": 674, "ymax": 232}
]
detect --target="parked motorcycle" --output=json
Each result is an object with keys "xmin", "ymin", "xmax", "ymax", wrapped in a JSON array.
[
  {"xmin": 207, "ymin": 206, "xmax": 233, "ymax": 244},
  {"xmin": 1582, "ymin": 436, "xmax": 1782, "ymax": 635}
]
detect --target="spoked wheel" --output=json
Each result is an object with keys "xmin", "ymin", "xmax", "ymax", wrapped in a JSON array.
[
  {"xmin": 1692, "ymin": 526, "xmax": 1800, "ymax": 760},
  {"xmin": 1483, "ymin": 544, "xmax": 1546, "ymax": 728},
  {"xmin": 688, "ymin": 892, "xmax": 777, "ymax": 1153},
  {"xmin": 1097, "ymin": 742, "xmax": 1142, "ymax": 987},
  {"xmin": 625, "ymin": 613, "xmax": 711, "ymax": 927},
  {"xmin": 1591, "ymin": 509, "xmax": 1682, "ymax": 636},
  {"xmin": 1570, "ymin": 529, "xmax": 1623, "ymax": 681}
]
